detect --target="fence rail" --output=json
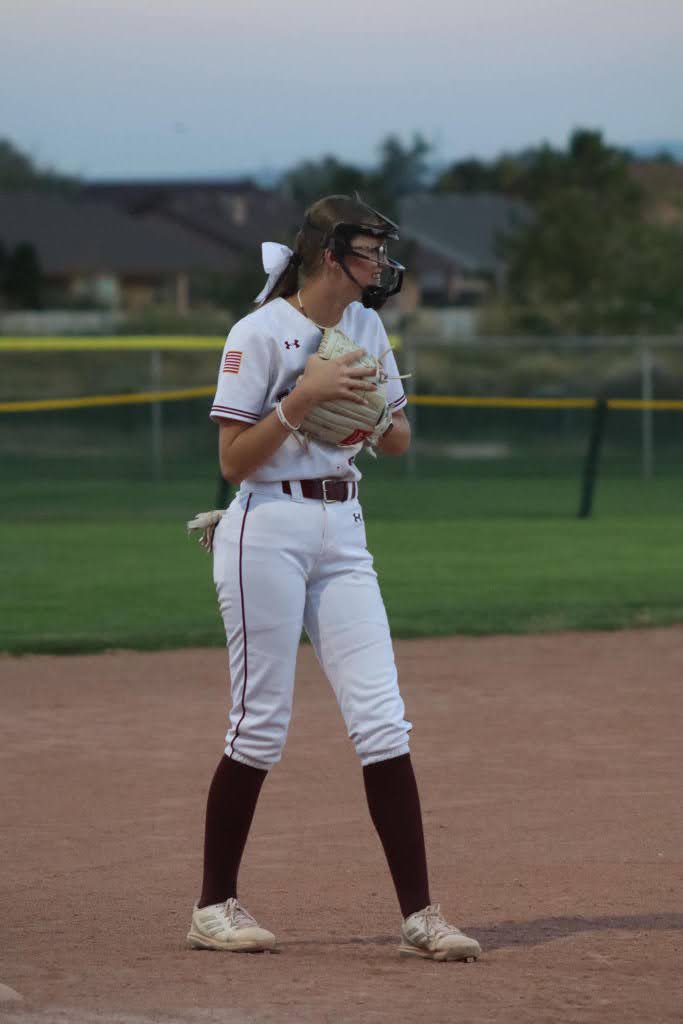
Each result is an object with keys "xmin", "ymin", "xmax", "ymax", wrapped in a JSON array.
[
  {"xmin": 0, "ymin": 337, "xmax": 224, "ymax": 352},
  {"xmin": 2, "ymin": 390, "xmax": 683, "ymax": 415}
]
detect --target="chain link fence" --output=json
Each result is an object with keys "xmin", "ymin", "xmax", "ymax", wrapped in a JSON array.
[{"xmin": 1, "ymin": 335, "xmax": 682, "ymax": 519}]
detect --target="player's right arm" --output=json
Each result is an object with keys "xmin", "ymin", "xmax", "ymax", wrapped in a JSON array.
[{"xmin": 217, "ymin": 350, "xmax": 376, "ymax": 484}]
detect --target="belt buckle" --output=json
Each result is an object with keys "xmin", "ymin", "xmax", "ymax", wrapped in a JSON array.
[{"xmin": 321, "ymin": 479, "xmax": 338, "ymax": 503}]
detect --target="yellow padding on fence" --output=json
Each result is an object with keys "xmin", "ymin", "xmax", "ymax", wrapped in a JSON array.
[
  {"xmin": 0, "ymin": 337, "xmax": 225, "ymax": 352},
  {"xmin": 410, "ymin": 396, "xmax": 683, "ymax": 410},
  {"xmin": 410, "ymin": 395, "xmax": 595, "ymax": 409},
  {"xmin": 2, "ymin": 390, "xmax": 683, "ymax": 414},
  {"xmin": 0, "ymin": 388, "xmax": 215, "ymax": 412}
]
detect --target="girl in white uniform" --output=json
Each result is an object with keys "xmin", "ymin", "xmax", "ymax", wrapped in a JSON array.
[{"xmin": 187, "ymin": 194, "xmax": 481, "ymax": 962}]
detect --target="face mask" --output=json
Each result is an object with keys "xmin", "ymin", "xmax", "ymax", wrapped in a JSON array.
[{"xmin": 329, "ymin": 234, "xmax": 405, "ymax": 309}]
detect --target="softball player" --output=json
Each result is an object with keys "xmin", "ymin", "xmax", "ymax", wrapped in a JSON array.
[{"xmin": 187, "ymin": 194, "xmax": 481, "ymax": 962}]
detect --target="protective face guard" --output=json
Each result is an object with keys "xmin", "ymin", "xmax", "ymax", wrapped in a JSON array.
[
  {"xmin": 334, "ymin": 230, "xmax": 405, "ymax": 309},
  {"xmin": 305, "ymin": 203, "xmax": 405, "ymax": 310}
]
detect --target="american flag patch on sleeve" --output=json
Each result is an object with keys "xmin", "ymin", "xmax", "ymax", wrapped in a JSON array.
[{"xmin": 222, "ymin": 351, "xmax": 243, "ymax": 374}]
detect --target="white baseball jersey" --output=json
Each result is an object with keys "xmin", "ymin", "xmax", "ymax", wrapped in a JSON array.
[{"xmin": 210, "ymin": 297, "xmax": 407, "ymax": 484}]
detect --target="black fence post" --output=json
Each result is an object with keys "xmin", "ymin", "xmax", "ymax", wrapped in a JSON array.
[{"xmin": 578, "ymin": 397, "xmax": 608, "ymax": 519}]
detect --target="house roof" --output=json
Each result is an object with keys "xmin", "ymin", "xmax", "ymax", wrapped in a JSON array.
[
  {"xmin": 0, "ymin": 191, "xmax": 239, "ymax": 276},
  {"xmin": 83, "ymin": 181, "xmax": 303, "ymax": 255},
  {"xmin": 398, "ymin": 193, "xmax": 533, "ymax": 274},
  {"xmin": 82, "ymin": 178, "xmax": 261, "ymax": 210}
]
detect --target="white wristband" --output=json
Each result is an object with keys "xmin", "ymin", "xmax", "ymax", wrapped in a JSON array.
[{"xmin": 275, "ymin": 398, "xmax": 302, "ymax": 432}]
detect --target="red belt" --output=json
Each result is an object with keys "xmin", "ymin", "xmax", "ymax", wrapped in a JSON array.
[{"xmin": 282, "ymin": 479, "xmax": 357, "ymax": 503}]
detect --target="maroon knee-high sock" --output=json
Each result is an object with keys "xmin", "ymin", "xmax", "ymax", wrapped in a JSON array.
[
  {"xmin": 363, "ymin": 753, "xmax": 431, "ymax": 919},
  {"xmin": 198, "ymin": 755, "xmax": 267, "ymax": 908}
]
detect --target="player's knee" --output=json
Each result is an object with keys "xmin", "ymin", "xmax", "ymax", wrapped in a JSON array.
[
  {"xmin": 224, "ymin": 722, "xmax": 289, "ymax": 769},
  {"xmin": 351, "ymin": 715, "xmax": 412, "ymax": 766}
]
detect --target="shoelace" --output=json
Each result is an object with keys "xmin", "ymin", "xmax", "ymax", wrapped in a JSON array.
[
  {"xmin": 224, "ymin": 898, "xmax": 257, "ymax": 928},
  {"xmin": 422, "ymin": 903, "xmax": 460, "ymax": 939}
]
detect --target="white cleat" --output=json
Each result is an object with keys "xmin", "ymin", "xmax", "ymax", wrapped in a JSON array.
[
  {"xmin": 187, "ymin": 897, "xmax": 276, "ymax": 953},
  {"xmin": 399, "ymin": 903, "xmax": 481, "ymax": 962}
]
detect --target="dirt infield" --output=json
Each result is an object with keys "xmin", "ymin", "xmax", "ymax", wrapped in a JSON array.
[{"xmin": 1, "ymin": 629, "xmax": 682, "ymax": 1024}]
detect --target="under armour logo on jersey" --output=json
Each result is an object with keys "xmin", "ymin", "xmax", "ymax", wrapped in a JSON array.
[
  {"xmin": 353, "ymin": 512, "xmax": 363, "ymax": 524},
  {"xmin": 284, "ymin": 339, "xmax": 300, "ymax": 350}
]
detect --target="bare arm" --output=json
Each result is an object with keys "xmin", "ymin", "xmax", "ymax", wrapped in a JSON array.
[
  {"xmin": 376, "ymin": 408, "xmax": 411, "ymax": 456},
  {"xmin": 218, "ymin": 349, "xmax": 377, "ymax": 484},
  {"xmin": 218, "ymin": 387, "xmax": 311, "ymax": 483}
]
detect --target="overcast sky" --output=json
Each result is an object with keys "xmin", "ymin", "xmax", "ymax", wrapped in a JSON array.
[{"xmin": 2, "ymin": 0, "xmax": 682, "ymax": 180}]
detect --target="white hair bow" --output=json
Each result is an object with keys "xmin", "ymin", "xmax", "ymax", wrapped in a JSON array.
[{"xmin": 253, "ymin": 242, "xmax": 294, "ymax": 305}]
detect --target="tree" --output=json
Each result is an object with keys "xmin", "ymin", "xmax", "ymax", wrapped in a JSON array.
[
  {"xmin": 504, "ymin": 186, "xmax": 683, "ymax": 333},
  {"xmin": 600, "ymin": 221, "xmax": 683, "ymax": 332},
  {"xmin": 526, "ymin": 130, "xmax": 640, "ymax": 208},
  {"xmin": 435, "ymin": 129, "xmax": 641, "ymax": 207},
  {"xmin": 4, "ymin": 243, "xmax": 42, "ymax": 309},
  {"xmin": 279, "ymin": 133, "xmax": 433, "ymax": 215},
  {"xmin": 447, "ymin": 128, "xmax": 674, "ymax": 333},
  {"xmin": 0, "ymin": 137, "xmax": 79, "ymax": 191},
  {"xmin": 281, "ymin": 155, "xmax": 371, "ymax": 207},
  {"xmin": 434, "ymin": 157, "xmax": 498, "ymax": 193},
  {"xmin": 370, "ymin": 133, "xmax": 431, "ymax": 213}
]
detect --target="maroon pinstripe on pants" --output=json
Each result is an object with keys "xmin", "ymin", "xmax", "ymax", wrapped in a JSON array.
[{"xmin": 229, "ymin": 492, "xmax": 253, "ymax": 758}]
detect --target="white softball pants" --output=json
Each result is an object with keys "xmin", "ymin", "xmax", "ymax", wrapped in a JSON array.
[{"xmin": 212, "ymin": 483, "xmax": 412, "ymax": 770}]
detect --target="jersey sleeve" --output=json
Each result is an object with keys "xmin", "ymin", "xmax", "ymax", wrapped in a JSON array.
[
  {"xmin": 374, "ymin": 317, "xmax": 407, "ymax": 413},
  {"xmin": 210, "ymin": 320, "xmax": 272, "ymax": 425}
]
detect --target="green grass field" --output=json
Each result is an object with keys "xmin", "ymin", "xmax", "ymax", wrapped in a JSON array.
[{"xmin": 2, "ymin": 473, "xmax": 682, "ymax": 654}]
